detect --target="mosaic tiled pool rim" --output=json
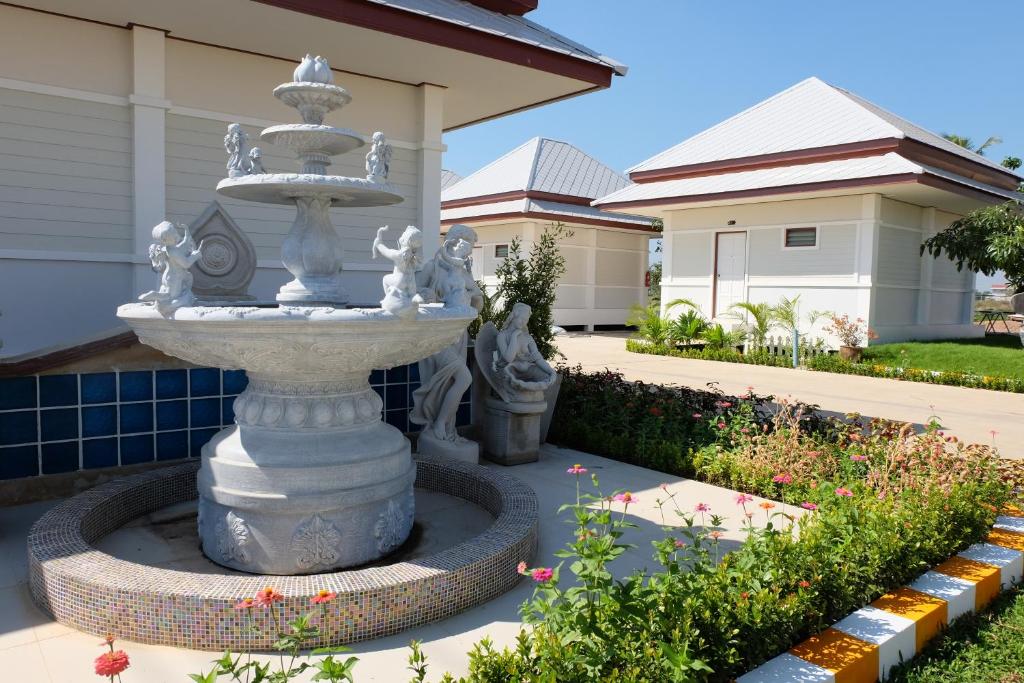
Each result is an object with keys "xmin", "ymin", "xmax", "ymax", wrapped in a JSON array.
[{"xmin": 27, "ymin": 456, "xmax": 539, "ymax": 650}]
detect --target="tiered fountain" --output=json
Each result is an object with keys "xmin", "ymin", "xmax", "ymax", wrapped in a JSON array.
[{"xmin": 116, "ymin": 55, "xmax": 477, "ymax": 574}]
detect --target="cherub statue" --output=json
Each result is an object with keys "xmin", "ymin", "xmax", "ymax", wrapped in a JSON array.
[
  {"xmin": 139, "ymin": 221, "xmax": 204, "ymax": 310},
  {"xmin": 371, "ymin": 225, "xmax": 423, "ymax": 318},
  {"xmin": 293, "ymin": 54, "xmax": 316, "ymax": 82},
  {"xmin": 224, "ymin": 123, "xmax": 250, "ymax": 178},
  {"xmin": 248, "ymin": 147, "xmax": 267, "ymax": 174},
  {"xmin": 365, "ymin": 132, "xmax": 392, "ymax": 182},
  {"xmin": 492, "ymin": 302, "xmax": 556, "ymax": 398}
]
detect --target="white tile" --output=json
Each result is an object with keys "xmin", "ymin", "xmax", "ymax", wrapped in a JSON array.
[
  {"xmin": 6, "ymin": 641, "xmax": 51, "ymax": 682},
  {"xmin": 994, "ymin": 516, "xmax": 1024, "ymax": 534},
  {"xmin": 832, "ymin": 606, "xmax": 915, "ymax": 680},
  {"xmin": 737, "ymin": 652, "xmax": 834, "ymax": 682},
  {"xmin": 959, "ymin": 543, "xmax": 1024, "ymax": 585},
  {"xmin": 910, "ymin": 571, "xmax": 975, "ymax": 621}
]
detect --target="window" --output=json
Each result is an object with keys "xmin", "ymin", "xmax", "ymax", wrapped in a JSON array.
[
  {"xmin": 784, "ymin": 227, "xmax": 817, "ymax": 249},
  {"xmin": 494, "ymin": 244, "xmax": 509, "ymax": 258}
]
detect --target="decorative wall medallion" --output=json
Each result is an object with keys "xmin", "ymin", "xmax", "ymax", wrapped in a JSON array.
[
  {"xmin": 291, "ymin": 514, "xmax": 342, "ymax": 570},
  {"xmin": 374, "ymin": 497, "xmax": 413, "ymax": 555},
  {"xmin": 215, "ymin": 511, "xmax": 251, "ymax": 564},
  {"xmin": 188, "ymin": 201, "xmax": 257, "ymax": 300}
]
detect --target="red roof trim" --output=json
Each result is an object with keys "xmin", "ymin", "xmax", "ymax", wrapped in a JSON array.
[
  {"xmin": 442, "ymin": 210, "xmax": 659, "ymax": 232},
  {"xmin": 441, "ymin": 190, "xmax": 595, "ymax": 209},
  {"xmin": 465, "ymin": 0, "xmax": 537, "ymax": 15},
  {"xmin": 253, "ymin": 0, "xmax": 613, "ymax": 87}
]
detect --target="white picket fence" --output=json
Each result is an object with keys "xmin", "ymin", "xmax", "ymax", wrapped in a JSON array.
[{"xmin": 748, "ymin": 335, "xmax": 828, "ymax": 363}]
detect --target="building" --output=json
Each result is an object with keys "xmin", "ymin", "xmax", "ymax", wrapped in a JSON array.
[
  {"xmin": 0, "ymin": 0, "xmax": 626, "ymax": 357},
  {"xmin": 441, "ymin": 137, "xmax": 656, "ymax": 329},
  {"xmin": 594, "ymin": 77, "xmax": 1023, "ymax": 343}
]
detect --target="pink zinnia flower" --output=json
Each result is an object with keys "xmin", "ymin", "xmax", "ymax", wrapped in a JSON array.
[
  {"xmin": 234, "ymin": 598, "xmax": 256, "ymax": 610},
  {"xmin": 530, "ymin": 567, "xmax": 553, "ymax": 583},
  {"xmin": 800, "ymin": 502, "xmax": 818, "ymax": 511},
  {"xmin": 772, "ymin": 473, "xmax": 793, "ymax": 485},
  {"xmin": 694, "ymin": 502, "xmax": 711, "ymax": 512},
  {"xmin": 835, "ymin": 487, "xmax": 854, "ymax": 497},
  {"xmin": 849, "ymin": 454, "xmax": 868, "ymax": 462},
  {"xmin": 659, "ymin": 482, "xmax": 670, "ymax": 491},
  {"xmin": 255, "ymin": 586, "xmax": 283, "ymax": 607},
  {"xmin": 806, "ymin": 450, "xmax": 821, "ymax": 458},
  {"xmin": 709, "ymin": 530, "xmax": 724, "ymax": 540},
  {"xmin": 740, "ymin": 427, "xmax": 750, "ymax": 434},
  {"xmin": 94, "ymin": 651, "xmax": 130, "ymax": 677},
  {"xmin": 692, "ymin": 413, "xmax": 702, "ymax": 419},
  {"xmin": 735, "ymin": 493, "xmax": 754, "ymax": 506},
  {"xmin": 759, "ymin": 501, "xmax": 775, "ymax": 510},
  {"xmin": 673, "ymin": 539, "xmax": 686, "ymax": 548},
  {"xmin": 613, "ymin": 491, "xmax": 638, "ymax": 504},
  {"xmin": 715, "ymin": 401, "xmax": 733, "ymax": 408},
  {"xmin": 310, "ymin": 589, "xmax": 337, "ymax": 605},
  {"xmin": 516, "ymin": 561, "xmax": 527, "ymax": 575},
  {"xmin": 566, "ymin": 463, "xmax": 587, "ymax": 475},
  {"xmin": 798, "ymin": 580, "xmax": 811, "ymax": 589},
  {"xmin": 717, "ymin": 422, "xmax": 727, "ymax": 429}
]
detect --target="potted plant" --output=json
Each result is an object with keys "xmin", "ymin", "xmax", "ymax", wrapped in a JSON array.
[{"xmin": 823, "ymin": 314, "xmax": 877, "ymax": 361}]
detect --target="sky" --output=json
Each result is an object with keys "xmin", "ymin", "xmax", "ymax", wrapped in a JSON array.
[{"xmin": 441, "ymin": 2, "xmax": 1022, "ymax": 286}]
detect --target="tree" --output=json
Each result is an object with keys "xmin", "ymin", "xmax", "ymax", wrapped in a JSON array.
[
  {"xmin": 943, "ymin": 132, "xmax": 1002, "ymax": 156},
  {"xmin": 922, "ymin": 200, "xmax": 1024, "ymax": 292}
]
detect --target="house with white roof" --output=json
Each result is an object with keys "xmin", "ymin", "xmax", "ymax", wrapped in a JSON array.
[
  {"xmin": 0, "ymin": 0, "xmax": 626, "ymax": 357},
  {"xmin": 594, "ymin": 77, "xmax": 1024, "ymax": 343},
  {"xmin": 442, "ymin": 137, "xmax": 656, "ymax": 329}
]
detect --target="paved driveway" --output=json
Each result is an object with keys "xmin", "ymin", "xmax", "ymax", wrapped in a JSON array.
[{"xmin": 557, "ymin": 333, "xmax": 1024, "ymax": 458}]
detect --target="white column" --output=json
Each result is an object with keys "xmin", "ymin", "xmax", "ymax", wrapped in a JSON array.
[
  {"xmin": 584, "ymin": 228, "xmax": 597, "ymax": 331},
  {"xmin": 857, "ymin": 194, "xmax": 881, "ymax": 331},
  {"xmin": 130, "ymin": 26, "xmax": 171, "ymax": 296},
  {"xmin": 917, "ymin": 207, "xmax": 936, "ymax": 325},
  {"xmin": 416, "ymin": 84, "xmax": 445, "ymax": 258}
]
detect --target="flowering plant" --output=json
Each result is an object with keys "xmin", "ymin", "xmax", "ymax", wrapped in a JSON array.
[{"xmin": 823, "ymin": 313, "xmax": 878, "ymax": 347}]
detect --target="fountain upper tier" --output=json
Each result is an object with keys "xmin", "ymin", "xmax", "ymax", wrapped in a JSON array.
[{"xmin": 217, "ymin": 174, "xmax": 404, "ymax": 207}]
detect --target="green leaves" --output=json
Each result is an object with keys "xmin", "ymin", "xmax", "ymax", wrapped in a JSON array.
[{"xmin": 922, "ymin": 200, "xmax": 1024, "ymax": 291}]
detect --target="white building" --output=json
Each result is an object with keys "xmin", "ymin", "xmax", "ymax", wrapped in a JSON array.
[
  {"xmin": 594, "ymin": 77, "xmax": 1024, "ymax": 343},
  {"xmin": 441, "ymin": 137, "xmax": 656, "ymax": 329},
  {"xmin": 0, "ymin": 0, "xmax": 625, "ymax": 357}
]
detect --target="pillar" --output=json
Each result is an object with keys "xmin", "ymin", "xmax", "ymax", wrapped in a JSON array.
[{"xmin": 416, "ymin": 84, "xmax": 445, "ymax": 258}]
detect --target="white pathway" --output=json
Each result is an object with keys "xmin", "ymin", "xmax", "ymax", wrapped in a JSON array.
[{"xmin": 0, "ymin": 445, "xmax": 782, "ymax": 682}]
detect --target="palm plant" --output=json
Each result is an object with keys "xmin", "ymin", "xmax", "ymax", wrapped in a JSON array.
[
  {"xmin": 627, "ymin": 303, "xmax": 670, "ymax": 346},
  {"xmin": 769, "ymin": 295, "xmax": 828, "ymax": 336},
  {"xmin": 701, "ymin": 323, "xmax": 745, "ymax": 350},
  {"xmin": 667, "ymin": 310, "xmax": 708, "ymax": 347},
  {"xmin": 943, "ymin": 132, "xmax": 1002, "ymax": 157},
  {"xmin": 727, "ymin": 301, "xmax": 773, "ymax": 349},
  {"xmin": 664, "ymin": 298, "xmax": 700, "ymax": 314}
]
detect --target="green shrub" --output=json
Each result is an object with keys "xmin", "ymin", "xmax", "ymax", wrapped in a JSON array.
[{"xmin": 806, "ymin": 354, "xmax": 1024, "ymax": 393}]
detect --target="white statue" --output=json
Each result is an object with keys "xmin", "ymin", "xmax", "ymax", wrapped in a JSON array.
[
  {"xmin": 293, "ymin": 54, "xmax": 317, "ymax": 83},
  {"xmin": 224, "ymin": 123, "xmax": 250, "ymax": 178},
  {"xmin": 313, "ymin": 56, "xmax": 333, "ymax": 84},
  {"xmin": 372, "ymin": 225, "xmax": 423, "ymax": 318},
  {"xmin": 365, "ymin": 132, "xmax": 392, "ymax": 182},
  {"xmin": 248, "ymin": 147, "xmax": 267, "ymax": 174},
  {"xmin": 410, "ymin": 225, "xmax": 482, "ymax": 461},
  {"xmin": 139, "ymin": 221, "xmax": 203, "ymax": 310},
  {"xmin": 488, "ymin": 303, "xmax": 556, "ymax": 402}
]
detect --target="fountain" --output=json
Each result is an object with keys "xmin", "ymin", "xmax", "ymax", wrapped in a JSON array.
[{"xmin": 116, "ymin": 55, "xmax": 478, "ymax": 574}]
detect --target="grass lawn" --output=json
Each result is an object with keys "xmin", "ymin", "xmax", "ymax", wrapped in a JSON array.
[
  {"xmin": 888, "ymin": 586, "xmax": 1024, "ymax": 682},
  {"xmin": 863, "ymin": 335, "xmax": 1024, "ymax": 380}
]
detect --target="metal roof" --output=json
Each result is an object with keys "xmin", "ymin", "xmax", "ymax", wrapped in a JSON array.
[
  {"xmin": 442, "ymin": 137, "xmax": 633, "ymax": 201},
  {"xmin": 372, "ymin": 0, "xmax": 627, "ymax": 75},
  {"xmin": 441, "ymin": 196, "xmax": 652, "ymax": 226},
  {"xmin": 627, "ymin": 77, "xmax": 1019, "ymax": 176},
  {"xmin": 440, "ymin": 169, "xmax": 463, "ymax": 190}
]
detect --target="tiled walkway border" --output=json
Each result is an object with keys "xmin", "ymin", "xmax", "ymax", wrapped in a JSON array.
[
  {"xmin": 27, "ymin": 456, "xmax": 538, "ymax": 650},
  {"xmin": 739, "ymin": 506, "xmax": 1024, "ymax": 682}
]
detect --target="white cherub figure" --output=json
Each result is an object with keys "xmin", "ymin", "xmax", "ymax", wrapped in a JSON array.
[
  {"xmin": 365, "ymin": 132, "xmax": 392, "ymax": 182},
  {"xmin": 139, "ymin": 221, "xmax": 203, "ymax": 310},
  {"xmin": 248, "ymin": 147, "xmax": 267, "ymax": 174},
  {"xmin": 372, "ymin": 225, "xmax": 423, "ymax": 318},
  {"xmin": 224, "ymin": 123, "xmax": 250, "ymax": 178}
]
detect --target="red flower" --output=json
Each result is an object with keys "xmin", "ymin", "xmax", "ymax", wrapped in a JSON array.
[
  {"xmin": 94, "ymin": 651, "xmax": 130, "ymax": 677},
  {"xmin": 800, "ymin": 502, "xmax": 818, "ymax": 511},
  {"xmin": 234, "ymin": 597, "xmax": 256, "ymax": 610},
  {"xmin": 740, "ymin": 591, "xmax": 750, "ymax": 600},
  {"xmin": 530, "ymin": 567, "xmax": 553, "ymax": 583},
  {"xmin": 648, "ymin": 406, "xmax": 662, "ymax": 417},
  {"xmin": 255, "ymin": 586, "xmax": 283, "ymax": 607},
  {"xmin": 759, "ymin": 501, "xmax": 776, "ymax": 510},
  {"xmin": 310, "ymin": 589, "xmax": 337, "ymax": 605},
  {"xmin": 772, "ymin": 473, "xmax": 793, "ymax": 485},
  {"xmin": 798, "ymin": 580, "xmax": 811, "ymax": 588},
  {"xmin": 834, "ymin": 487, "xmax": 854, "ymax": 497}
]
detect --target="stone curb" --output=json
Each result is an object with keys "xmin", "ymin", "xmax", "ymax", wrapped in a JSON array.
[{"xmin": 738, "ymin": 506, "xmax": 1024, "ymax": 682}]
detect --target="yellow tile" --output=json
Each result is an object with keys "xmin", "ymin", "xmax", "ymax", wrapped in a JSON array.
[
  {"xmin": 790, "ymin": 627, "xmax": 879, "ymax": 683},
  {"xmin": 934, "ymin": 556, "xmax": 1002, "ymax": 610},
  {"xmin": 871, "ymin": 587, "xmax": 948, "ymax": 650},
  {"xmin": 988, "ymin": 528, "xmax": 1024, "ymax": 552},
  {"xmin": 1001, "ymin": 504, "xmax": 1024, "ymax": 518}
]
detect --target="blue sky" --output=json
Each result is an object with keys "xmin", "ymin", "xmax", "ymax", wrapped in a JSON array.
[{"xmin": 442, "ymin": 1, "xmax": 1024, "ymax": 180}]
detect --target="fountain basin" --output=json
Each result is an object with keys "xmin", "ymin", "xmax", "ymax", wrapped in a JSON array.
[
  {"xmin": 217, "ymin": 174, "xmax": 404, "ymax": 207},
  {"xmin": 261, "ymin": 124, "xmax": 365, "ymax": 157}
]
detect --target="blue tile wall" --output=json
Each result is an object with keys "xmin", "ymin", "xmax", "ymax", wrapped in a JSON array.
[{"xmin": 0, "ymin": 357, "xmax": 472, "ymax": 480}]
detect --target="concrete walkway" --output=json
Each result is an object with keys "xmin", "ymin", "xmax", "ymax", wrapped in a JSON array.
[{"xmin": 557, "ymin": 333, "xmax": 1024, "ymax": 458}]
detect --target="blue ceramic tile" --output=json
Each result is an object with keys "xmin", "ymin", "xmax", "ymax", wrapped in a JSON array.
[
  {"xmin": 119, "ymin": 403, "xmax": 153, "ymax": 434},
  {"xmin": 82, "ymin": 438, "xmax": 118, "ymax": 469},
  {"xmin": 156, "ymin": 430, "xmax": 188, "ymax": 461},
  {"xmin": 190, "ymin": 368, "xmax": 220, "ymax": 397},
  {"xmin": 155, "ymin": 369, "xmax": 187, "ymax": 399},
  {"xmin": 40, "ymin": 408, "xmax": 78, "ymax": 442},
  {"xmin": 385, "ymin": 409, "xmax": 408, "ymax": 433},
  {"xmin": 0, "ymin": 410, "xmax": 37, "ymax": 446},
  {"xmin": 156, "ymin": 400, "xmax": 187, "ymax": 431},
  {"xmin": 386, "ymin": 384, "xmax": 408, "ymax": 411},
  {"xmin": 82, "ymin": 405, "xmax": 117, "ymax": 438},
  {"xmin": 222, "ymin": 397, "xmax": 235, "ymax": 425},
  {"xmin": 456, "ymin": 403, "xmax": 471, "ymax": 427},
  {"xmin": 0, "ymin": 445, "xmax": 38, "ymax": 479},
  {"xmin": 120, "ymin": 434, "xmax": 154, "ymax": 465},
  {"xmin": 39, "ymin": 375, "xmax": 77, "ymax": 407},
  {"xmin": 119, "ymin": 371, "xmax": 152, "ymax": 402},
  {"xmin": 369, "ymin": 369, "xmax": 385, "ymax": 385},
  {"xmin": 190, "ymin": 428, "xmax": 218, "ymax": 457},
  {"xmin": 81, "ymin": 373, "xmax": 116, "ymax": 404},
  {"xmin": 408, "ymin": 363, "xmax": 420, "ymax": 382},
  {"xmin": 222, "ymin": 370, "xmax": 248, "ymax": 395},
  {"xmin": 372, "ymin": 385, "xmax": 385, "ymax": 406},
  {"xmin": 0, "ymin": 377, "xmax": 36, "ymax": 410},
  {"xmin": 385, "ymin": 365, "xmax": 407, "ymax": 384},
  {"xmin": 190, "ymin": 398, "xmax": 220, "ymax": 428},
  {"xmin": 41, "ymin": 441, "xmax": 78, "ymax": 474}
]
